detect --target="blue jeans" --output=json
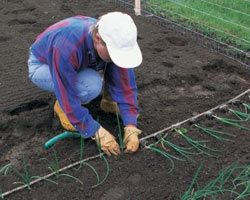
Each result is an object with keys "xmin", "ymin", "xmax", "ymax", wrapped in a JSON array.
[{"xmin": 28, "ymin": 52, "xmax": 103, "ymax": 103}]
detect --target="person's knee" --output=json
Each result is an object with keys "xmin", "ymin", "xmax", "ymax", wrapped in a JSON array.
[
  {"xmin": 76, "ymin": 68, "xmax": 103, "ymax": 103},
  {"xmin": 87, "ymin": 75, "xmax": 102, "ymax": 99}
]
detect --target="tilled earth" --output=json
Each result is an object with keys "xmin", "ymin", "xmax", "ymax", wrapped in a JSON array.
[{"xmin": 0, "ymin": 0, "xmax": 250, "ymax": 199}]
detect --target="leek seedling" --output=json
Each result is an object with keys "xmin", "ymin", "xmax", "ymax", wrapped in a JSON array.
[
  {"xmin": 213, "ymin": 115, "xmax": 250, "ymax": 131},
  {"xmin": 194, "ymin": 124, "xmax": 235, "ymax": 141},
  {"xmin": 74, "ymin": 135, "xmax": 93, "ymax": 172},
  {"xmin": 0, "ymin": 163, "xmax": 12, "ymax": 176},
  {"xmin": 73, "ymin": 136, "xmax": 100, "ymax": 186},
  {"xmin": 229, "ymin": 109, "xmax": 250, "ymax": 122},
  {"xmin": 175, "ymin": 128, "xmax": 219, "ymax": 157},
  {"xmin": 235, "ymin": 181, "xmax": 250, "ymax": 200},
  {"xmin": 40, "ymin": 149, "xmax": 82, "ymax": 184},
  {"xmin": 74, "ymin": 135, "xmax": 85, "ymax": 170},
  {"xmin": 233, "ymin": 164, "xmax": 250, "ymax": 199},
  {"xmin": 89, "ymin": 119, "xmax": 110, "ymax": 188},
  {"xmin": 243, "ymin": 103, "xmax": 250, "ymax": 113},
  {"xmin": 116, "ymin": 110, "xmax": 124, "ymax": 151},
  {"xmin": 233, "ymin": 164, "xmax": 250, "ymax": 183},
  {"xmin": 160, "ymin": 137, "xmax": 201, "ymax": 162},
  {"xmin": 227, "ymin": 103, "xmax": 250, "ymax": 122},
  {"xmin": 145, "ymin": 144, "xmax": 185, "ymax": 173},
  {"xmin": 0, "ymin": 188, "xmax": 3, "ymax": 199},
  {"xmin": 92, "ymin": 153, "xmax": 110, "ymax": 188},
  {"xmin": 91, "ymin": 126, "xmax": 111, "ymax": 187},
  {"xmin": 181, "ymin": 163, "xmax": 240, "ymax": 199},
  {"xmin": 1, "ymin": 153, "xmax": 57, "ymax": 189},
  {"xmin": 181, "ymin": 163, "xmax": 203, "ymax": 199}
]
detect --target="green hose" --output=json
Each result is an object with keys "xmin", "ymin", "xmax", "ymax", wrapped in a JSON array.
[{"xmin": 45, "ymin": 131, "xmax": 81, "ymax": 149}]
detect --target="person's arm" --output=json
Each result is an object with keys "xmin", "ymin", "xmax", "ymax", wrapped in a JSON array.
[
  {"xmin": 49, "ymin": 47, "xmax": 100, "ymax": 138},
  {"xmin": 104, "ymin": 63, "xmax": 139, "ymax": 126}
]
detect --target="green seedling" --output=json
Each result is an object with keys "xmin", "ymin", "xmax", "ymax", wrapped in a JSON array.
[
  {"xmin": 233, "ymin": 164, "xmax": 250, "ymax": 183},
  {"xmin": 213, "ymin": 115, "xmax": 250, "ymax": 131},
  {"xmin": 92, "ymin": 153, "xmax": 110, "ymax": 188},
  {"xmin": 73, "ymin": 135, "xmax": 101, "ymax": 186},
  {"xmin": 40, "ymin": 149, "xmax": 82, "ymax": 185},
  {"xmin": 116, "ymin": 110, "xmax": 124, "ymax": 151},
  {"xmin": 74, "ymin": 135, "xmax": 85, "ymax": 171},
  {"xmin": 91, "ymin": 122, "xmax": 110, "ymax": 188},
  {"xmin": 243, "ymin": 103, "xmax": 250, "ymax": 113},
  {"xmin": 194, "ymin": 124, "xmax": 235, "ymax": 141},
  {"xmin": 145, "ymin": 144, "xmax": 185, "ymax": 173},
  {"xmin": 229, "ymin": 103, "xmax": 250, "ymax": 122},
  {"xmin": 0, "ymin": 188, "xmax": 3, "ymax": 199},
  {"xmin": 175, "ymin": 128, "xmax": 219, "ymax": 157},
  {"xmin": 233, "ymin": 164, "xmax": 250, "ymax": 199},
  {"xmin": 0, "ymin": 153, "xmax": 56, "ymax": 190},
  {"xmin": 160, "ymin": 136, "xmax": 201, "ymax": 162},
  {"xmin": 181, "ymin": 162, "xmax": 240, "ymax": 199},
  {"xmin": 0, "ymin": 163, "xmax": 12, "ymax": 176},
  {"xmin": 181, "ymin": 163, "xmax": 203, "ymax": 199},
  {"xmin": 229, "ymin": 109, "xmax": 250, "ymax": 122}
]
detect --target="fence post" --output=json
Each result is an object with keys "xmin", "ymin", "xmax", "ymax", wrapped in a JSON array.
[{"xmin": 134, "ymin": 0, "xmax": 141, "ymax": 15}]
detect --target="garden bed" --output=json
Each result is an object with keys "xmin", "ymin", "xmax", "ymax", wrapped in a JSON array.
[{"xmin": 0, "ymin": 0, "xmax": 250, "ymax": 199}]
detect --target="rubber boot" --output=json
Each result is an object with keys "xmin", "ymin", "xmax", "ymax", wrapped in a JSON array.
[{"xmin": 54, "ymin": 100, "xmax": 77, "ymax": 132}]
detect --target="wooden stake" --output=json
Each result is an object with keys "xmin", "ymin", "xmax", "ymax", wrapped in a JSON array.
[{"xmin": 134, "ymin": 0, "xmax": 141, "ymax": 16}]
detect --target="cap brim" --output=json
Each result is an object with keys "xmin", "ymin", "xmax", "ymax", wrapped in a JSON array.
[{"xmin": 107, "ymin": 42, "xmax": 142, "ymax": 68}]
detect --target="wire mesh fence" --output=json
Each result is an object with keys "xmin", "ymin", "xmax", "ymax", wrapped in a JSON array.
[{"xmin": 104, "ymin": 0, "xmax": 250, "ymax": 67}]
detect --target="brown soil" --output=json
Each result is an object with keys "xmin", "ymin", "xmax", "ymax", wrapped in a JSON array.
[{"xmin": 0, "ymin": 0, "xmax": 250, "ymax": 199}]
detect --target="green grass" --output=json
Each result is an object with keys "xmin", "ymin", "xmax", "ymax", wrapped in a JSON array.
[{"xmin": 146, "ymin": 0, "xmax": 250, "ymax": 51}]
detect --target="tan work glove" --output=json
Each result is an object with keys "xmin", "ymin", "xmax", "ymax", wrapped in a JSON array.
[
  {"xmin": 93, "ymin": 126, "xmax": 120, "ymax": 156},
  {"xmin": 123, "ymin": 126, "xmax": 141, "ymax": 153}
]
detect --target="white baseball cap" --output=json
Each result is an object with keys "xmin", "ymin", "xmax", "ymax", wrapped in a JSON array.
[{"xmin": 97, "ymin": 12, "xmax": 142, "ymax": 68}]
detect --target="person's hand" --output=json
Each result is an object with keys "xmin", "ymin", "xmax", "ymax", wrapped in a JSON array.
[
  {"xmin": 123, "ymin": 126, "xmax": 141, "ymax": 153},
  {"xmin": 93, "ymin": 126, "xmax": 120, "ymax": 156}
]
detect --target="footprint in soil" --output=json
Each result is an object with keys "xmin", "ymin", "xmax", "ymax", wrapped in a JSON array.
[
  {"xmin": 100, "ymin": 187, "xmax": 127, "ymax": 200},
  {"xmin": 166, "ymin": 36, "xmax": 188, "ymax": 46},
  {"xmin": 162, "ymin": 61, "xmax": 174, "ymax": 68},
  {"xmin": 8, "ymin": 100, "xmax": 49, "ymax": 116},
  {"xmin": 8, "ymin": 18, "xmax": 36, "ymax": 26},
  {"xmin": 6, "ymin": 0, "xmax": 24, "ymax": 3},
  {"xmin": 201, "ymin": 59, "xmax": 227, "ymax": 72},
  {"xmin": 11, "ymin": 6, "xmax": 36, "ymax": 14},
  {"xmin": 0, "ymin": 35, "xmax": 11, "ymax": 42}
]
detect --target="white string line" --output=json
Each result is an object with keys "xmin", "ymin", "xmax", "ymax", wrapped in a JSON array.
[
  {"xmin": 200, "ymin": 0, "xmax": 250, "ymax": 18},
  {"xmin": 158, "ymin": 0, "xmax": 250, "ymax": 31},
  {"xmin": 146, "ymin": 2, "xmax": 250, "ymax": 45},
  {"xmin": 140, "ymin": 88, "xmax": 250, "ymax": 141}
]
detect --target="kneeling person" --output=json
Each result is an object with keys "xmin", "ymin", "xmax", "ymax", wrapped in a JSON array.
[{"xmin": 28, "ymin": 12, "xmax": 142, "ymax": 155}]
